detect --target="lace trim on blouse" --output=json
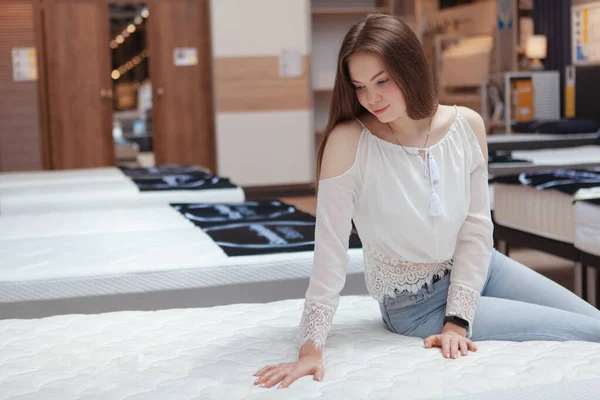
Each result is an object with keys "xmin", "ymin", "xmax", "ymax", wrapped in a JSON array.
[
  {"xmin": 364, "ymin": 245, "xmax": 454, "ymax": 302},
  {"xmin": 445, "ymin": 282, "xmax": 479, "ymax": 336},
  {"xmin": 300, "ymin": 301, "xmax": 335, "ymax": 349}
]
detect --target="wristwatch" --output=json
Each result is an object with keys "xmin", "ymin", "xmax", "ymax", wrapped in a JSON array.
[{"xmin": 444, "ymin": 315, "xmax": 469, "ymax": 330}]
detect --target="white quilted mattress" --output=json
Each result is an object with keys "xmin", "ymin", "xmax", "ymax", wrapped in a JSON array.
[
  {"xmin": 0, "ymin": 226, "xmax": 364, "ymax": 300},
  {"xmin": 0, "ymin": 206, "xmax": 195, "ymax": 240},
  {"xmin": 0, "ymin": 210, "xmax": 365, "ymax": 317},
  {"xmin": 489, "ymin": 146, "xmax": 600, "ymax": 176},
  {"xmin": 575, "ymin": 197, "xmax": 600, "ymax": 257},
  {"xmin": 0, "ymin": 179, "xmax": 245, "ymax": 215},
  {"xmin": 1, "ymin": 296, "xmax": 600, "ymax": 400},
  {"xmin": 512, "ymin": 145, "xmax": 600, "ymax": 166},
  {"xmin": 493, "ymin": 183, "xmax": 575, "ymax": 243},
  {"xmin": 0, "ymin": 167, "xmax": 125, "ymax": 188}
]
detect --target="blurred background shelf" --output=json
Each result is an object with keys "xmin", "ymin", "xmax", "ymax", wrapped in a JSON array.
[{"xmin": 311, "ymin": 7, "xmax": 389, "ymax": 16}]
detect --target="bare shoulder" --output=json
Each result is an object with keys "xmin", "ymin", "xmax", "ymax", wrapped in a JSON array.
[
  {"xmin": 457, "ymin": 106, "xmax": 488, "ymax": 161},
  {"xmin": 320, "ymin": 120, "xmax": 363, "ymax": 180}
]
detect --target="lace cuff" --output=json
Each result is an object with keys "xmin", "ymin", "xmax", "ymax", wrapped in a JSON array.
[
  {"xmin": 299, "ymin": 301, "xmax": 335, "ymax": 349},
  {"xmin": 445, "ymin": 283, "xmax": 479, "ymax": 338}
]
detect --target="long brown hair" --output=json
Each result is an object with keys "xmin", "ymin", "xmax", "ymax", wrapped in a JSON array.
[{"xmin": 316, "ymin": 13, "xmax": 438, "ymax": 181}]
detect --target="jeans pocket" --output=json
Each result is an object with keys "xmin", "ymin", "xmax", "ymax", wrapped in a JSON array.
[{"xmin": 385, "ymin": 290, "xmax": 425, "ymax": 316}]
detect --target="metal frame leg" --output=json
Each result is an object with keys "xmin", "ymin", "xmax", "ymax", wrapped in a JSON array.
[
  {"xmin": 575, "ymin": 262, "xmax": 585, "ymax": 299},
  {"xmin": 587, "ymin": 266, "xmax": 597, "ymax": 307}
]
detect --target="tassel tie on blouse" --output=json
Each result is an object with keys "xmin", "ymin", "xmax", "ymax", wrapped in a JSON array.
[{"xmin": 424, "ymin": 148, "xmax": 444, "ymax": 217}]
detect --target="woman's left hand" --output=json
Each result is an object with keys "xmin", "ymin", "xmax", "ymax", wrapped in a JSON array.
[{"xmin": 423, "ymin": 322, "xmax": 477, "ymax": 359}]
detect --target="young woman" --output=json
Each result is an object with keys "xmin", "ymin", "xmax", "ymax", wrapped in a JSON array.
[{"xmin": 254, "ymin": 13, "xmax": 600, "ymax": 390}]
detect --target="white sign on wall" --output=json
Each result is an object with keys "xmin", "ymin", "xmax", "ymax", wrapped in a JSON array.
[
  {"xmin": 572, "ymin": 2, "xmax": 600, "ymax": 65},
  {"xmin": 173, "ymin": 48, "xmax": 198, "ymax": 66},
  {"xmin": 12, "ymin": 48, "xmax": 37, "ymax": 81},
  {"xmin": 279, "ymin": 48, "xmax": 302, "ymax": 78}
]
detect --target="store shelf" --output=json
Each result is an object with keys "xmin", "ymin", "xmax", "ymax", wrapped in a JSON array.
[
  {"xmin": 487, "ymin": 120, "xmax": 514, "ymax": 128},
  {"xmin": 312, "ymin": 7, "xmax": 388, "ymax": 16},
  {"xmin": 439, "ymin": 92, "xmax": 481, "ymax": 104}
]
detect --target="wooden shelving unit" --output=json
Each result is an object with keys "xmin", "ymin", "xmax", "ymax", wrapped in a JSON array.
[
  {"xmin": 481, "ymin": 71, "xmax": 561, "ymax": 134},
  {"xmin": 311, "ymin": 7, "xmax": 389, "ymax": 16},
  {"xmin": 312, "ymin": 86, "xmax": 334, "ymax": 93}
]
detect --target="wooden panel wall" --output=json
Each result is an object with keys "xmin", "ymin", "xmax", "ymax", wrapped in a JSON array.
[
  {"xmin": 214, "ymin": 56, "xmax": 311, "ymax": 113},
  {"xmin": 211, "ymin": 0, "xmax": 314, "ymax": 187},
  {"xmin": 147, "ymin": 0, "xmax": 216, "ymax": 171},
  {"xmin": 44, "ymin": 0, "xmax": 115, "ymax": 170},
  {"xmin": 0, "ymin": 0, "xmax": 43, "ymax": 172}
]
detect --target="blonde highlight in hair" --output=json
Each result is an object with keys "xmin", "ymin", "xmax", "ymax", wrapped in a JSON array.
[{"xmin": 316, "ymin": 13, "xmax": 438, "ymax": 184}]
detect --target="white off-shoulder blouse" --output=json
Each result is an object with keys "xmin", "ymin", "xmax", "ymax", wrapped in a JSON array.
[{"xmin": 300, "ymin": 107, "xmax": 494, "ymax": 348}]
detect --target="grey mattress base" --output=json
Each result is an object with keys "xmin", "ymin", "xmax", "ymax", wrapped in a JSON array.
[{"xmin": 1, "ymin": 271, "xmax": 368, "ymax": 320}]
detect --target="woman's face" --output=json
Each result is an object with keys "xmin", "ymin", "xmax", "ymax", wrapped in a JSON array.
[{"xmin": 347, "ymin": 51, "xmax": 406, "ymax": 122}]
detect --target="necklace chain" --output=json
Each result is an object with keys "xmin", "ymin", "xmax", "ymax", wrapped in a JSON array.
[{"xmin": 387, "ymin": 116, "xmax": 432, "ymax": 156}]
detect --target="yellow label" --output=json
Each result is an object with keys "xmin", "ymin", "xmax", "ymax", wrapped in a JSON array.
[{"xmin": 565, "ymin": 86, "xmax": 575, "ymax": 118}]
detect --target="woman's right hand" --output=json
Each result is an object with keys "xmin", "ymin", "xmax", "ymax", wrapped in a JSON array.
[{"xmin": 253, "ymin": 354, "xmax": 325, "ymax": 389}]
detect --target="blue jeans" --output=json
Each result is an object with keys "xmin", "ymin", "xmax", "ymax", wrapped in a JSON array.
[{"xmin": 379, "ymin": 250, "xmax": 600, "ymax": 342}]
